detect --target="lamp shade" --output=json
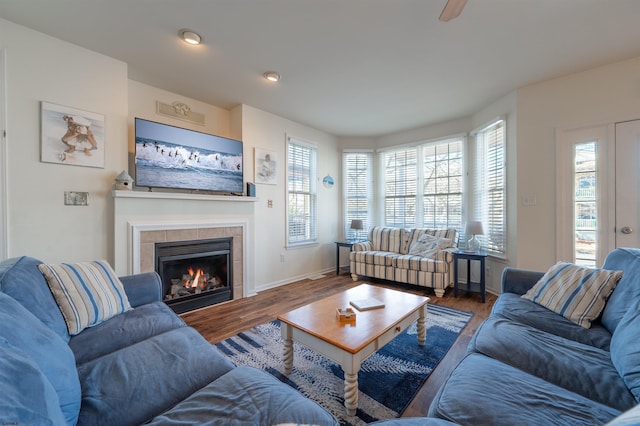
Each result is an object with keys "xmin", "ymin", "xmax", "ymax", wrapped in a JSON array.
[
  {"xmin": 465, "ymin": 221, "xmax": 484, "ymax": 236},
  {"xmin": 350, "ymin": 219, "xmax": 364, "ymax": 230}
]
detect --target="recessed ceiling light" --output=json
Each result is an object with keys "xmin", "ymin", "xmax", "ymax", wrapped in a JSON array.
[
  {"xmin": 263, "ymin": 71, "xmax": 281, "ymax": 82},
  {"xmin": 179, "ymin": 29, "xmax": 202, "ymax": 45}
]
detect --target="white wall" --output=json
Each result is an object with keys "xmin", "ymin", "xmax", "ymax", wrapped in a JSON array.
[
  {"xmin": 0, "ymin": 18, "xmax": 128, "ymax": 263},
  {"xmin": 240, "ymin": 105, "xmax": 340, "ymax": 289}
]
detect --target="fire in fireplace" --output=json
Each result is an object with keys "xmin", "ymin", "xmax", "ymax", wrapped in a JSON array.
[{"xmin": 155, "ymin": 238, "xmax": 233, "ymax": 314}]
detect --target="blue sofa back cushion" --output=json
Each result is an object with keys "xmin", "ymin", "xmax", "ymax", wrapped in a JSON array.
[
  {"xmin": 0, "ymin": 339, "xmax": 67, "ymax": 426},
  {"xmin": 610, "ymin": 299, "xmax": 640, "ymax": 402},
  {"xmin": 0, "ymin": 292, "xmax": 81, "ymax": 425},
  {"xmin": 0, "ymin": 256, "xmax": 70, "ymax": 342},
  {"xmin": 602, "ymin": 248, "xmax": 640, "ymax": 334}
]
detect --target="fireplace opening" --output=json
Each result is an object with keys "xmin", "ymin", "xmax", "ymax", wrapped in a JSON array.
[{"xmin": 155, "ymin": 238, "xmax": 233, "ymax": 314}]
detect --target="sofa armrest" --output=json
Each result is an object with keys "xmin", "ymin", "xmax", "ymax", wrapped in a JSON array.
[
  {"xmin": 501, "ymin": 267, "xmax": 544, "ymax": 295},
  {"xmin": 353, "ymin": 241, "xmax": 372, "ymax": 251},
  {"xmin": 119, "ymin": 272, "xmax": 163, "ymax": 308},
  {"xmin": 440, "ymin": 247, "xmax": 457, "ymax": 263}
]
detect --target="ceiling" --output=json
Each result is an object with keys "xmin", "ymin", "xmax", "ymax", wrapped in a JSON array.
[{"xmin": 2, "ymin": 0, "xmax": 640, "ymax": 137}]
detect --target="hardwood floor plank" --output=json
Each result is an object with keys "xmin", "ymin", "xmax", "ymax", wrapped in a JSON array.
[{"xmin": 181, "ymin": 275, "xmax": 496, "ymax": 417}]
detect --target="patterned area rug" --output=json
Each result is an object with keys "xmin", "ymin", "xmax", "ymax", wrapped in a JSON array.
[{"xmin": 215, "ymin": 304, "xmax": 472, "ymax": 426}]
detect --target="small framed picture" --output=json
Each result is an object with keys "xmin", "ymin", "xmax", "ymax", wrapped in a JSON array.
[
  {"xmin": 255, "ymin": 148, "xmax": 277, "ymax": 185},
  {"xmin": 41, "ymin": 102, "xmax": 105, "ymax": 168}
]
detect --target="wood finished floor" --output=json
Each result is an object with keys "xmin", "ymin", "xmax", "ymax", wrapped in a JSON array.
[{"xmin": 181, "ymin": 273, "xmax": 496, "ymax": 417}]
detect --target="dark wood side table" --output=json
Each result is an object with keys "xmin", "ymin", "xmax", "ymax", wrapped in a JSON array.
[
  {"xmin": 335, "ymin": 241, "xmax": 356, "ymax": 275},
  {"xmin": 453, "ymin": 250, "xmax": 488, "ymax": 303}
]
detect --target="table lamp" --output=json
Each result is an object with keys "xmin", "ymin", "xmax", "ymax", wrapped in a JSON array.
[
  {"xmin": 465, "ymin": 221, "xmax": 484, "ymax": 252},
  {"xmin": 350, "ymin": 219, "xmax": 364, "ymax": 241}
]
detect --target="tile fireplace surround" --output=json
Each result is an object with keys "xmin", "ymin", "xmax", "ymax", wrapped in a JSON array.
[
  {"xmin": 138, "ymin": 225, "xmax": 244, "ymax": 300},
  {"xmin": 113, "ymin": 190, "xmax": 256, "ymax": 302}
]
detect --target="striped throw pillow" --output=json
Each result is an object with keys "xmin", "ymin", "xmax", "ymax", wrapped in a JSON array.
[
  {"xmin": 38, "ymin": 260, "xmax": 131, "ymax": 335},
  {"xmin": 522, "ymin": 262, "xmax": 623, "ymax": 328}
]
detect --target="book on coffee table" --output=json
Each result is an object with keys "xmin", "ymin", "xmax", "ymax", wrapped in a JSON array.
[{"xmin": 350, "ymin": 298, "xmax": 385, "ymax": 311}]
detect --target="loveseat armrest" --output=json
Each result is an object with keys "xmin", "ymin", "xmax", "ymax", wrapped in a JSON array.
[
  {"xmin": 501, "ymin": 267, "xmax": 544, "ymax": 295},
  {"xmin": 439, "ymin": 247, "xmax": 457, "ymax": 263},
  {"xmin": 119, "ymin": 272, "xmax": 163, "ymax": 308},
  {"xmin": 353, "ymin": 241, "xmax": 372, "ymax": 251}
]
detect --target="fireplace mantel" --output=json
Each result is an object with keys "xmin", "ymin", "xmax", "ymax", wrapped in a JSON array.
[{"xmin": 113, "ymin": 189, "xmax": 258, "ymax": 203}]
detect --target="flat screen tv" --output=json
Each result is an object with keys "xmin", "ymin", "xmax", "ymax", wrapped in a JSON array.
[{"xmin": 134, "ymin": 118, "xmax": 243, "ymax": 194}]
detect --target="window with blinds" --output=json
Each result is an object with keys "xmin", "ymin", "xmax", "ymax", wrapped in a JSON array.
[
  {"xmin": 384, "ymin": 148, "xmax": 417, "ymax": 228},
  {"xmin": 381, "ymin": 138, "xmax": 464, "ymax": 231},
  {"xmin": 343, "ymin": 152, "xmax": 372, "ymax": 240},
  {"xmin": 423, "ymin": 140, "xmax": 463, "ymax": 230},
  {"xmin": 286, "ymin": 138, "xmax": 317, "ymax": 246},
  {"xmin": 473, "ymin": 120, "xmax": 506, "ymax": 255}
]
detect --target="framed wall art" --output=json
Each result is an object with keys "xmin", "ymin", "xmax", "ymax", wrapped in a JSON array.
[
  {"xmin": 41, "ymin": 101, "xmax": 105, "ymax": 168},
  {"xmin": 254, "ymin": 148, "xmax": 276, "ymax": 185}
]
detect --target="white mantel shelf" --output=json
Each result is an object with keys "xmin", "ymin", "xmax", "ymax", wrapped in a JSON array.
[{"xmin": 112, "ymin": 190, "xmax": 258, "ymax": 202}]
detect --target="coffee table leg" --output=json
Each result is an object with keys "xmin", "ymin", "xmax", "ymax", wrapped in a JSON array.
[
  {"xmin": 282, "ymin": 324, "xmax": 293, "ymax": 374},
  {"xmin": 417, "ymin": 305, "xmax": 427, "ymax": 346},
  {"xmin": 344, "ymin": 372, "xmax": 358, "ymax": 416}
]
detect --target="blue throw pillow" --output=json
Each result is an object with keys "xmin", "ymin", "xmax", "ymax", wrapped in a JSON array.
[
  {"xmin": 522, "ymin": 262, "xmax": 622, "ymax": 328},
  {"xmin": 0, "ymin": 339, "xmax": 66, "ymax": 425},
  {"xmin": 610, "ymin": 299, "xmax": 640, "ymax": 402},
  {"xmin": 0, "ymin": 292, "xmax": 80, "ymax": 425},
  {"xmin": 38, "ymin": 260, "xmax": 131, "ymax": 335}
]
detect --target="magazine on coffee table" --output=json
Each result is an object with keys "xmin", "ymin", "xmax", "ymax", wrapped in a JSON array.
[{"xmin": 350, "ymin": 298, "xmax": 385, "ymax": 311}]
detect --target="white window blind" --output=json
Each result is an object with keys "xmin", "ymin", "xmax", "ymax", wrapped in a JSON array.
[
  {"xmin": 286, "ymin": 138, "xmax": 317, "ymax": 246},
  {"xmin": 343, "ymin": 152, "xmax": 372, "ymax": 240},
  {"xmin": 473, "ymin": 120, "xmax": 506, "ymax": 255},
  {"xmin": 383, "ymin": 148, "xmax": 417, "ymax": 228},
  {"xmin": 423, "ymin": 139, "xmax": 463, "ymax": 231}
]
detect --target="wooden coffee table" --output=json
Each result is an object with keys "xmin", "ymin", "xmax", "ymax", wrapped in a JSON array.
[{"xmin": 277, "ymin": 283, "xmax": 430, "ymax": 415}]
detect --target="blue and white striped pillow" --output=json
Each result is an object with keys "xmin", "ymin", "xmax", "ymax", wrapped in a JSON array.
[
  {"xmin": 38, "ymin": 260, "xmax": 131, "ymax": 335},
  {"xmin": 522, "ymin": 261, "xmax": 622, "ymax": 328}
]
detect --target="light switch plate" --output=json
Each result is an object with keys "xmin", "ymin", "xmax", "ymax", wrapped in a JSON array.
[{"xmin": 64, "ymin": 191, "xmax": 88, "ymax": 206}]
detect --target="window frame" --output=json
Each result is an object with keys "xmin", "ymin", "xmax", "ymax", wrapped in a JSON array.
[
  {"xmin": 286, "ymin": 136, "xmax": 318, "ymax": 247},
  {"xmin": 471, "ymin": 118, "xmax": 506, "ymax": 257},
  {"xmin": 343, "ymin": 150, "xmax": 373, "ymax": 240},
  {"xmin": 379, "ymin": 136, "xmax": 465, "ymax": 233}
]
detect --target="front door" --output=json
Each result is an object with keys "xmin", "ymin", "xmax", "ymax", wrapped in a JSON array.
[
  {"xmin": 615, "ymin": 120, "xmax": 640, "ymax": 248},
  {"xmin": 557, "ymin": 119, "xmax": 640, "ymax": 266}
]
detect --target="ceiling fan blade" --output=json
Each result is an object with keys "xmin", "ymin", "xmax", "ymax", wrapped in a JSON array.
[{"xmin": 439, "ymin": 0, "xmax": 468, "ymax": 22}]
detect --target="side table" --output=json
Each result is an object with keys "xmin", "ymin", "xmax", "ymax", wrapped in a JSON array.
[
  {"xmin": 335, "ymin": 241, "xmax": 355, "ymax": 275},
  {"xmin": 453, "ymin": 250, "xmax": 487, "ymax": 303}
]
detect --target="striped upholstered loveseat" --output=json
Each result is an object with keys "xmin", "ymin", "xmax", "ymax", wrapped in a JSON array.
[{"xmin": 349, "ymin": 226, "xmax": 458, "ymax": 297}]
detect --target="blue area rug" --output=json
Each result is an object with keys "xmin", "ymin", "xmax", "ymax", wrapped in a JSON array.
[{"xmin": 215, "ymin": 304, "xmax": 472, "ymax": 426}]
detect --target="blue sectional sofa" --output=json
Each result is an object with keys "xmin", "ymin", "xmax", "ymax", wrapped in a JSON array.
[
  {"xmin": 427, "ymin": 248, "xmax": 640, "ymax": 425},
  {"xmin": 0, "ymin": 256, "xmax": 338, "ymax": 426}
]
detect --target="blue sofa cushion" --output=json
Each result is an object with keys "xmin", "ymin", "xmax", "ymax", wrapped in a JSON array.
[
  {"xmin": 602, "ymin": 248, "xmax": 640, "ymax": 334},
  {"xmin": 0, "ymin": 292, "xmax": 80, "ymax": 425},
  {"xmin": 522, "ymin": 261, "xmax": 622, "ymax": 328},
  {"xmin": 76, "ymin": 327, "xmax": 235, "ymax": 426},
  {"xmin": 0, "ymin": 256, "xmax": 69, "ymax": 342},
  {"xmin": 428, "ymin": 353, "xmax": 620, "ymax": 425},
  {"xmin": 38, "ymin": 260, "xmax": 132, "ymax": 335},
  {"xmin": 0, "ymin": 339, "xmax": 67, "ymax": 426},
  {"xmin": 610, "ymin": 300, "xmax": 640, "ymax": 402},
  {"xmin": 148, "ymin": 365, "xmax": 339, "ymax": 425},
  {"xmin": 469, "ymin": 316, "xmax": 636, "ymax": 411},
  {"xmin": 70, "ymin": 300, "xmax": 186, "ymax": 365},
  {"xmin": 491, "ymin": 293, "xmax": 611, "ymax": 350}
]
